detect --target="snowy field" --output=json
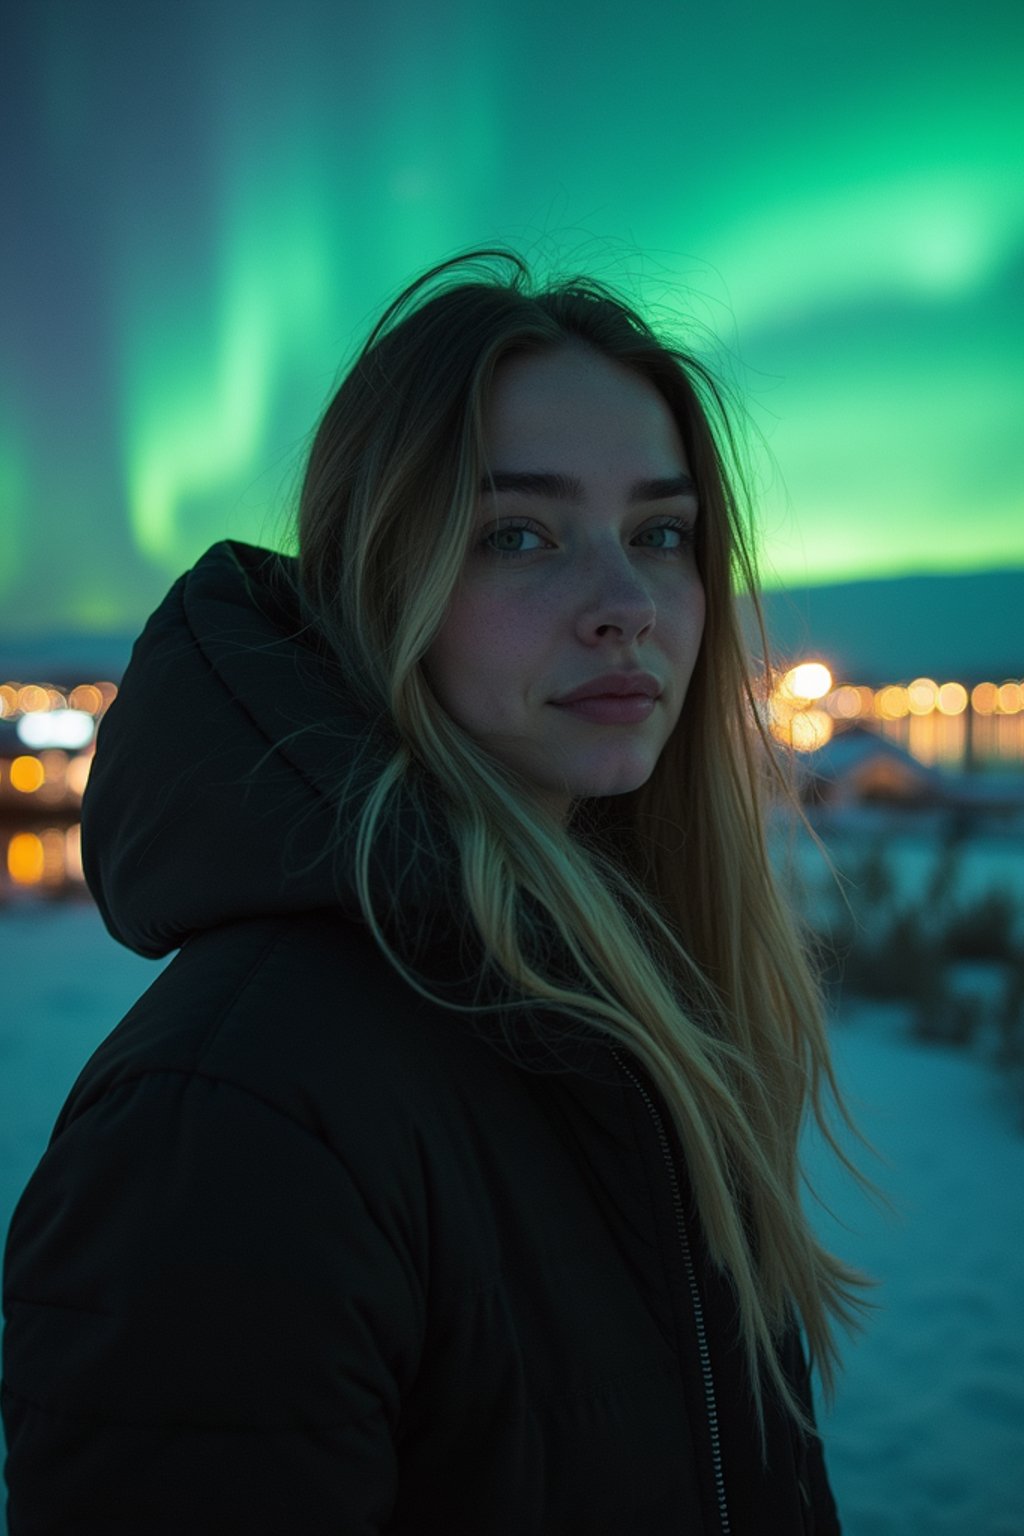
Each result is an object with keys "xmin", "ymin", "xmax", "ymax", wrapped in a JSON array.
[{"xmin": 2, "ymin": 871, "xmax": 1024, "ymax": 1534}]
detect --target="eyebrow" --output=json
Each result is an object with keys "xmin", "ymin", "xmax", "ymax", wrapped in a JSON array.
[{"xmin": 478, "ymin": 470, "xmax": 698, "ymax": 503}]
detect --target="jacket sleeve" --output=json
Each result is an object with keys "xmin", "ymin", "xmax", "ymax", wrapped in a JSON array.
[
  {"xmin": 806, "ymin": 1430, "xmax": 842, "ymax": 1536},
  {"xmin": 781, "ymin": 1326, "xmax": 842, "ymax": 1536},
  {"xmin": 2, "ymin": 1068, "xmax": 424, "ymax": 1534}
]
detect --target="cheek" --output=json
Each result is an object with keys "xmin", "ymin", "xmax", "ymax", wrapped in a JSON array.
[
  {"xmin": 664, "ymin": 578, "xmax": 706, "ymax": 667},
  {"xmin": 439, "ymin": 589, "xmax": 543, "ymax": 670},
  {"xmin": 427, "ymin": 589, "xmax": 538, "ymax": 714}
]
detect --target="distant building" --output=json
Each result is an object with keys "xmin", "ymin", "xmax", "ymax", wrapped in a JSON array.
[
  {"xmin": 798, "ymin": 726, "xmax": 942, "ymax": 807},
  {"xmin": 798, "ymin": 724, "xmax": 1024, "ymax": 817}
]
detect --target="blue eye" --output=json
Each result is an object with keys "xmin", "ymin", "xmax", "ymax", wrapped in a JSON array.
[
  {"xmin": 479, "ymin": 516, "xmax": 696, "ymax": 559},
  {"xmin": 481, "ymin": 519, "xmax": 548, "ymax": 557},
  {"xmin": 633, "ymin": 519, "xmax": 695, "ymax": 553}
]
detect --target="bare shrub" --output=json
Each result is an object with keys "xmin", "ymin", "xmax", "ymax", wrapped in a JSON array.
[
  {"xmin": 845, "ymin": 907, "xmax": 944, "ymax": 1009},
  {"xmin": 942, "ymin": 888, "xmax": 1019, "ymax": 964},
  {"xmin": 849, "ymin": 842, "xmax": 897, "ymax": 916},
  {"xmin": 913, "ymin": 992, "xmax": 985, "ymax": 1049},
  {"xmin": 996, "ymin": 958, "xmax": 1024, "ymax": 1071}
]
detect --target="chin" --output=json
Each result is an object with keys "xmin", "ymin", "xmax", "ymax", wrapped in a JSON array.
[{"xmin": 566, "ymin": 754, "xmax": 658, "ymax": 801}]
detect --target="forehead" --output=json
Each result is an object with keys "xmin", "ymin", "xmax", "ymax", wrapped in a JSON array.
[{"xmin": 483, "ymin": 345, "xmax": 686, "ymax": 469}]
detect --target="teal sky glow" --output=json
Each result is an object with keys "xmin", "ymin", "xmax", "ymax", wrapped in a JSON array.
[{"xmin": 2, "ymin": 0, "xmax": 1022, "ymax": 633}]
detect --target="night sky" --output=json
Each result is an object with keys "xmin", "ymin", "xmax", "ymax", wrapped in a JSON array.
[{"xmin": 3, "ymin": 0, "xmax": 1022, "ymax": 635}]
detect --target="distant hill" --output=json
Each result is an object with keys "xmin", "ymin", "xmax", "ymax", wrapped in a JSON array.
[
  {"xmin": 749, "ymin": 568, "xmax": 1023, "ymax": 684},
  {"xmin": 0, "ymin": 631, "xmax": 138, "ymax": 684},
  {"xmin": 1, "ymin": 567, "xmax": 1021, "ymax": 688}
]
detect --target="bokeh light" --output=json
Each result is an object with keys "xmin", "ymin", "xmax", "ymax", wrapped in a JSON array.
[
  {"xmin": 827, "ymin": 685, "xmax": 866, "ymax": 719},
  {"xmin": 907, "ymin": 678, "xmax": 939, "ymax": 716},
  {"xmin": 790, "ymin": 710, "xmax": 835, "ymax": 752},
  {"xmin": 8, "ymin": 832, "xmax": 44, "ymax": 885},
  {"xmin": 16, "ymin": 711, "xmax": 95, "ymax": 751},
  {"xmin": 782, "ymin": 663, "xmax": 833, "ymax": 702},
  {"xmin": 66, "ymin": 755, "xmax": 94, "ymax": 799},
  {"xmin": 68, "ymin": 685, "xmax": 104, "ymax": 714},
  {"xmin": 936, "ymin": 681, "xmax": 968, "ymax": 716},
  {"xmin": 65, "ymin": 823, "xmax": 84, "ymax": 882},
  {"xmin": 16, "ymin": 686, "xmax": 50, "ymax": 714},
  {"xmin": 877, "ymin": 686, "xmax": 910, "ymax": 720},
  {"xmin": 10, "ymin": 756, "xmax": 45, "ymax": 794}
]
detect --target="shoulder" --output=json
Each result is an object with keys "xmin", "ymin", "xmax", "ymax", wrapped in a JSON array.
[
  {"xmin": 2, "ymin": 913, "xmax": 438, "ymax": 1488},
  {"xmin": 56, "ymin": 912, "xmax": 506, "ymax": 1167}
]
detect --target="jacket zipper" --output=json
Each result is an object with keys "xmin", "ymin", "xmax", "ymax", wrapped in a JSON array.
[{"xmin": 610, "ymin": 1045, "xmax": 732, "ymax": 1536}]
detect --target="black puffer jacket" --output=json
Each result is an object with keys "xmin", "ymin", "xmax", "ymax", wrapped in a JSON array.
[{"xmin": 2, "ymin": 541, "xmax": 841, "ymax": 1534}]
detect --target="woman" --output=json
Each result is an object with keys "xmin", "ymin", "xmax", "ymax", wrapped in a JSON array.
[{"xmin": 2, "ymin": 249, "xmax": 868, "ymax": 1533}]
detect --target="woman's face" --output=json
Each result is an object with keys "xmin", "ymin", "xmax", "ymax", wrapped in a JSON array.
[{"xmin": 424, "ymin": 344, "xmax": 706, "ymax": 819}]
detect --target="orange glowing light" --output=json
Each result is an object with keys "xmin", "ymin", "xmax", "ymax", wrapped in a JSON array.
[
  {"xmin": 65, "ymin": 824, "xmax": 84, "ymax": 881},
  {"xmin": 41, "ymin": 829, "xmax": 66, "ymax": 883},
  {"xmin": 0, "ymin": 684, "xmax": 17, "ymax": 718},
  {"xmin": 972, "ymin": 682, "xmax": 998, "ymax": 714},
  {"xmin": 937, "ymin": 682, "xmax": 968, "ymax": 716},
  {"xmin": 877, "ymin": 685, "xmax": 909, "ymax": 720},
  {"xmin": 66, "ymin": 754, "xmax": 93, "ymax": 798},
  {"xmin": 10, "ymin": 755, "xmax": 45, "ymax": 793},
  {"xmin": 37, "ymin": 751, "xmax": 69, "ymax": 800},
  {"xmin": 907, "ymin": 678, "xmax": 938, "ymax": 716},
  {"xmin": 997, "ymin": 681, "xmax": 1022, "ymax": 714},
  {"xmin": 789, "ymin": 709, "xmax": 834, "ymax": 752},
  {"xmin": 94, "ymin": 682, "xmax": 119, "ymax": 711},
  {"xmin": 8, "ymin": 832, "xmax": 45, "ymax": 885},
  {"xmin": 781, "ymin": 662, "xmax": 833, "ymax": 702},
  {"xmin": 69, "ymin": 684, "xmax": 103, "ymax": 714},
  {"xmin": 17, "ymin": 685, "xmax": 50, "ymax": 713},
  {"xmin": 828, "ymin": 685, "xmax": 864, "ymax": 719}
]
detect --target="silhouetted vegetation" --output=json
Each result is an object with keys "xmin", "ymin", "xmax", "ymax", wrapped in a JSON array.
[
  {"xmin": 941, "ymin": 888, "xmax": 1018, "ymax": 962},
  {"xmin": 793, "ymin": 830, "xmax": 1024, "ymax": 1130}
]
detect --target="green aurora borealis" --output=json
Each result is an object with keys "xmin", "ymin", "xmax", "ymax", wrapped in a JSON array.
[{"xmin": 2, "ymin": 0, "xmax": 1023, "ymax": 634}]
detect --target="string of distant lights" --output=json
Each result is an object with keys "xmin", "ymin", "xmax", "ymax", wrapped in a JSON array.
[
  {"xmin": 1, "ymin": 667, "xmax": 1023, "ymax": 892},
  {"xmin": 0, "ymin": 681, "xmax": 114, "ymax": 891},
  {"xmin": 765, "ymin": 664, "xmax": 1024, "ymax": 754}
]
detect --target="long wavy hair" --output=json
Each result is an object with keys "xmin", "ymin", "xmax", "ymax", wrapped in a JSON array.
[{"xmin": 297, "ymin": 248, "xmax": 872, "ymax": 1439}]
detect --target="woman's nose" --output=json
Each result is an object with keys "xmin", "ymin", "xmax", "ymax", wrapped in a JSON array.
[{"xmin": 573, "ymin": 555, "xmax": 657, "ymax": 645}]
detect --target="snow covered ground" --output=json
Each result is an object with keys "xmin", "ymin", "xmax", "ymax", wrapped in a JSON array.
[
  {"xmin": 805, "ymin": 1004, "xmax": 1024, "ymax": 1535},
  {"xmin": 2, "ymin": 893, "xmax": 1023, "ymax": 1534}
]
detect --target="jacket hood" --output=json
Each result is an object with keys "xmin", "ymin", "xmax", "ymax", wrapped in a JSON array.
[{"xmin": 82, "ymin": 541, "xmax": 461, "ymax": 961}]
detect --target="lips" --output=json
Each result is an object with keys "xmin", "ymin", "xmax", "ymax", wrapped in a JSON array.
[{"xmin": 552, "ymin": 672, "xmax": 662, "ymax": 705}]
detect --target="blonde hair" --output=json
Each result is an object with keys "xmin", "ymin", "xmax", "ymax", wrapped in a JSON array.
[{"xmin": 297, "ymin": 248, "xmax": 872, "ymax": 1439}]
